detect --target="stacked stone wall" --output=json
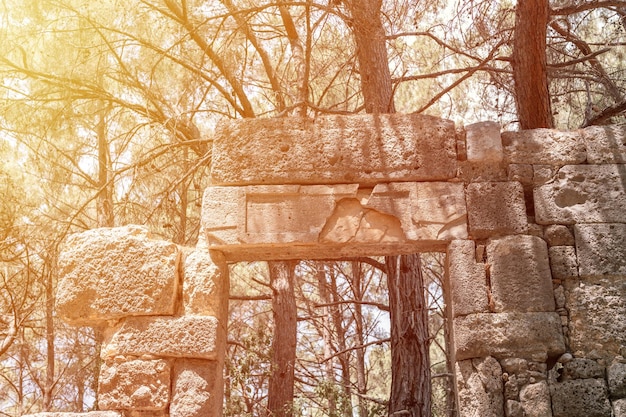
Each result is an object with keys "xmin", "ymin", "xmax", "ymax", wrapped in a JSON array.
[{"xmin": 28, "ymin": 116, "xmax": 626, "ymax": 417}]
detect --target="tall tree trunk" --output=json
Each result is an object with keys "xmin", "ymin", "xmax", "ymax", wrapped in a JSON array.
[
  {"xmin": 512, "ymin": 0, "xmax": 553, "ymax": 129},
  {"xmin": 96, "ymin": 104, "xmax": 114, "ymax": 228},
  {"xmin": 351, "ymin": 261, "xmax": 368, "ymax": 417},
  {"xmin": 267, "ymin": 261, "xmax": 297, "ymax": 417},
  {"xmin": 345, "ymin": 0, "xmax": 395, "ymax": 113},
  {"xmin": 43, "ymin": 260, "xmax": 55, "ymax": 410},
  {"xmin": 316, "ymin": 266, "xmax": 338, "ymax": 415},
  {"xmin": 386, "ymin": 255, "xmax": 431, "ymax": 417}
]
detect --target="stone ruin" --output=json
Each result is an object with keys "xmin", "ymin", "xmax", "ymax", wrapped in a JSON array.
[{"xmin": 24, "ymin": 114, "xmax": 626, "ymax": 417}]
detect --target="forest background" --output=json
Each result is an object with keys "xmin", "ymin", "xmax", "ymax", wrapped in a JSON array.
[{"xmin": 0, "ymin": 0, "xmax": 624, "ymax": 416}]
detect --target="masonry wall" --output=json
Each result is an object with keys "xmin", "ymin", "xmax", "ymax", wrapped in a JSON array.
[{"xmin": 27, "ymin": 116, "xmax": 626, "ymax": 417}]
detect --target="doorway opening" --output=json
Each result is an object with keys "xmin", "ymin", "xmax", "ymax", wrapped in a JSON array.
[{"xmin": 225, "ymin": 253, "xmax": 456, "ymax": 417}]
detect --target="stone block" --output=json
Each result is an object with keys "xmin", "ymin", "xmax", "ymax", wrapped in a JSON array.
[
  {"xmin": 615, "ymin": 398, "xmax": 626, "ymax": 417},
  {"xmin": 456, "ymin": 357, "xmax": 504, "ymax": 417},
  {"xmin": 508, "ymin": 164, "xmax": 533, "ymax": 184},
  {"xmin": 551, "ymin": 379, "xmax": 611, "ymax": 417},
  {"xmin": 448, "ymin": 240, "xmax": 489, "ymax": 317},
  {"xmin": 549, "ymin": 246, "xmax": 579, "ymax": 279},
  {"xmin": 544, "ymin": 225, "xmax": 575, "ymax": 246},
  {"xmin": 608, "ymin": 361, "xmax": 626, "ymax": 398},
  {"xmin": 183, "ymin": 249, "xmax": 228, "ymax": 317},
  {"xmin": 502, "ymin": 129, "xmax": 586, "ymax": 165},
  {"xmin": 565, "ymin": 275, "xmax": 626, "ymax": 359},
  {"xmin": 560, "ymin": 358, "xmax": 605, "ymax": 380},
  {"xmin": 103, "ymin": 316, "xmax": 222, "ymax": 360},
  {"xmin": 202, "ymin": 182, "xmax": 467, "ymax": 260},
  {"xmin": 122, "ymin": 411, "xmax": 169, "ymax": 417},
  {"xmin": 56, "ymin": 226, "xmax": 179, "ymax": 325},
  {"xmin": 466, "ymin": 182, "xmax": 528, "ymax": 239},
  {"xmin": 505, "ymin": 400, "xmax": 523, "ymax": 417},
  {"xmin": 575, "ymin": 223, "xmax": 626, "ymax": 276},
  {"xmin": 456, "ymin": 160, "xmax": 507, "ymax": 182},
  {"xmin": 487, "ymin": 235, "xmax": 555, "ymax": 313},
  {"xmin": 534, "ymin": 165, "xmax": 626, "ymax": 224},
  {"xmin": 200, "ymin": 186, "xmax": 243, "ymax": 246},
  {"xmin": 454, "ymin": 312, "xmax": 565, "ymax": 361},
  {"xmin": 582, "ymin": 124, "xmax": 626, "ymax": 163},
  {"xmin": 98, "ymin": 359, "xmax": 170, "ymax": 410},
  {"xmin": 171, "ymin": 359, "xmax": 223, "ymax": 417},
  {"xmin": 519, "ymin": 381, "xmax": 551, "ymax": 417},
  {"xmin": 533, "ymin": 164, "xmax": 558, "ymax": 185},
  {"xmin": 466, "ymin": 121, "xmax": 503, "ymax": 163},
  {"xmin": 23, "ymin": 414, "xmax": 122, "ymax": 417},
  {"xmin": 211, "ymin": 114, "xmax": 457, "ymax": 185}
]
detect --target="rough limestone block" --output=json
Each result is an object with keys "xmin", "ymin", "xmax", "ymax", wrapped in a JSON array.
[
  {"xmin": 615, "ymin": 398, "xmax": 626, "ymax": 417},
  {"xmin": 56, "ymin": 225, "xmax": 179, "ymax": 325},
  {"xmin": 103, "ymin": 316, "xmax": 222, "ymax": 360},
  {"xmin": 466, "ymin": 182, "xmax": 528, "ymax": 239},
  {"xmin": 448, "ymin": 240, "xmax": 489, "ymax": 317},
  {"xmin": 551, "ymin": 379, "xmax": 611, "ymax": 417},
  {"xmin": 501, "ymin": 129, "xmax": 586, "ymax": 165},
  {"xmin": 608, "ymin": 361, "xmax": 626, "ymax": 398},
  {"xmin": 183, "ymin": 249, "xmax": 228, "ymax": 317},
  {"xmin": 98, "ymin": 359, "xmax": 170, "ymax": 410},
  {"xmin": 487, "ymin": 235, "xmax": 555, "ymax": 313},
  {"xmin": 544, "ymin": 225, "xmax": 575, "ymax": 246},
  {"xmin": 560, "ymin": 358, "xmax": 605, "ymax": 380},
  {"xmin": 171, "ymin": 359, "xmax": 223, "ymax": 417},
  {"xmin": 454, "ymin": 312, "xmax": 565, "ymax": 361},
  {"xmin": 456, "ymin": 357, "xmax": 504, "ymax": 417},
  {"xmin": 565, "ymin": 276, "xmax": 626, "ymax": 359},
  {"xmin": 466, "ymin": 121, "xmax": 503, "ymax": 163},
  {"xmin": 506, "ymin": 400, "xmax": 524, "ymax": 417},
  {"xmin": 575, "ymin": 224, "xmax": 626, "ymax": 276},
  {"xmin": 582, "ymin": 124, "xmax": 626, "ymax": 163},
  {"xmin": 211, "ymin": 114, "xmax": 457, "ymax": 185},
  {"xmin": 549, "ymin": 246, "xmax": 579, "ymax": 280},
  {"xmin": 519, "ymin": 381, "xmax": 551, "ymax": 417},
  {"xmin": 200, "ymin": 186, "xmax": 243, "ymax": 246},
  {"xmin": 202, "ymin": 182, "xmax": 467, "ymax": 260},
  {"xmin": 508, "ymin": 163, "xmax": 533, "ymax": 184},
  {"xmin": 534, "ymin": 165, "xmax": 626, "ymax": 224},
  {"xmin": 123, "ymin": 411, "xmax": 169, "ymax": 417},
  {"xmin": 23, "ymin": 414, "xmax": 121, "ymax": 417}
]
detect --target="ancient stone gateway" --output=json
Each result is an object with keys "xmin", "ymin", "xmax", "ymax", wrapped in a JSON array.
[{"xmin": 27, "ymin": 115, "xmax": 626, "ymax": 416}]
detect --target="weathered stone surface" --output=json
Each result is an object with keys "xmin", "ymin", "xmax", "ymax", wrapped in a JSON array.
[
  {"xmin": 183, "ymin": 249, "xmax": 228, "ymax": 317},
  {"xmin": 454, "ymin": 312, "xmax": 565, "ymax": 361},
  {"xmin": 608, "ymin": 361, "xmax": 626, "ymax": 398},
  {"xmin": 466, "ymin": 182, "xmax": 528, "ymax": 239},
  {"xmin": 211, "ymin": 114, "xmax": 457, "ymax": 185},
  {"xmin": 615, "ymin": 398, "xmax": 626, "ymax": 417},
  {"xmin": 466, "ymin": 121, "xmax": 503, "ymax": 163},
  {"xmin": 99, "ymin": 359, "xmax": 170, "ymax": 410},
  {"xmin": 534, "ymin": 165, "xmax": 626, "ymax": 224},
  {"xmin": 544, "ymin": 225, "xmax": 575, "ymax": 246},
  {"xmin": 519, "ymin": 381, "xmax": 551, "ymax": 417},
  {"xmin": 448, "ymin": 240, "xmax": 489, "ymax": 317},
  {"xmin": 56, "ymin": 226, "xmax": 179, "ymax": 324},
  {"xmin": 505, "ymin": 400, "xmax": 524, "ymax": 417},
  {"xmin": 103, "ymin": 316, "xmax": 222, "ymax": 359},
  {"xmin": 582, "ymin": 124, "xmax": 626, "ymax": 163},
  {"xmin": 122, "ymin": 411, "xmax": 169, "ymax": 417},
  {"xmin": 502, "ymin": 129, "xmax": 586, "ymax": 165},
  {"xmin": 549, "ymin": 246, "xmax": 579, "ymax": 279},
  {"xmin": 551, "ymin": 379, "xmax": 611, "ymax": 417},
  {"xmin": 565, "ymin": 276, "xmax": 626, "ymax": 359},
  {"xmin": 560, "ymin": 358, "xmax": 605, "ymax": 380},
  {"xmin": 202, "ymin": 182, "xmax": 467, "ymax": 260},
  {"xmin": 23, "ymin": 414, "xmax": 121, "ymax": 417},
  {"xmin": 488, "ymin": 235, "xmax": 555, "ymax": 312},
  {"xmin": 171, "ymin": 359, "xmax": 222, "ymax": 417},
  {"xmin": 457, "ymin": 357, "xmax": 504, "ymax": 417},
  {"xmin": 508, "ymin": 163, "xmax": 533, "ymax": 184},
  {"xmin": 575, "ymin": 223, "xmax": 626, "ymax": 276}
]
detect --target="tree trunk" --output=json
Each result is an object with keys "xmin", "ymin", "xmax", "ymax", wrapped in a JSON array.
[
  {"xmin": 316, "ymin": 266, "xmax": 338, "ymax": 415},
  {"xmin": 512, "ymin": 0, "xmax": 553, "ymax": 129},
  {"xmin": 345, "ymin": 0, "xmax": 395, "ymax": 113},
  {"xmin": 386, "ymin": 255, "xmax": 431, "ymax": 417},
  {"xmin": 351, "ymin": 261, "xmax": 368, "ymax": 417},
  {"xmin": 267, "ymin": 261, "xmax": 297, "ymax": 417},
  {"xmin": 96, "ymin": 104, "xmax": 114, "ymax": 228}
]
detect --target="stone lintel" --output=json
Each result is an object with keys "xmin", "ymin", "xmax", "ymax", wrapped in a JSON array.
[
  {"xmin": 534, "ymin": 164, "xmax": 626, "ymax": 224},
  {"xmin": 210, "ymin": 114, "xmax": 457, "ymax": 186},
  {"xmin": 202, "ymin": 182, "xmax": 467, "ymax": 261}
]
